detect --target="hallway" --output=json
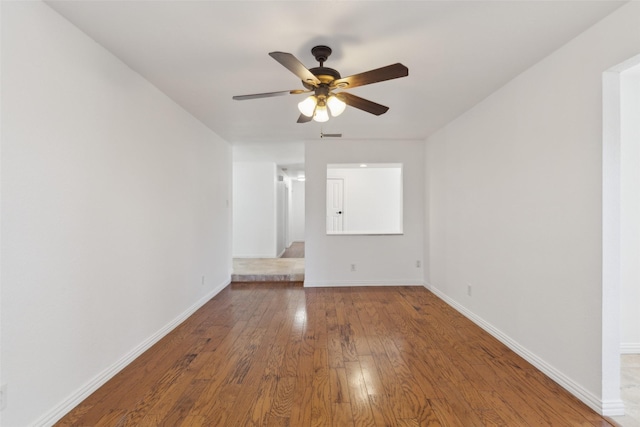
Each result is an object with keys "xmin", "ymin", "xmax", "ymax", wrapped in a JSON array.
[{"xmin": 232, "ymin": 242, "xmax": 305, "ymax": 282}]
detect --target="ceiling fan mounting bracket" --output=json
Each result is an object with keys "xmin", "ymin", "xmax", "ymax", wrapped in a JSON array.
[{"xmin": 311, "ymin": 45, "xmax": 332, "ymax": 65}]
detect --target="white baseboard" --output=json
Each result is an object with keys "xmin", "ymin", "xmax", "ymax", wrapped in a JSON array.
[
  {"xmin": 34, "ymin": 278, "xmax": 230, "ymax": 427},
  {"xmin": 602, "ymin": 399, "xmax": 626, "ymax": 417},
  {"xmin": 621, "ymin": 343, "xmax": 640, "ymax": 354},
  {"xmin": 427, "ymin": 284, "xmax": 623, "ymax": 417},
  {"xmin": 304, "ymin": 279, "xmax": 425, "ymax": 287}
]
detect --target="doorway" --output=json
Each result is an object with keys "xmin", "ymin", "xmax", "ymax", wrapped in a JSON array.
[
  {"xmin": 231, "ymin": 165, "xmax": 306, "ymax": 282},
  {"xmin": 603, "ymin": 54, "xmax": 640, "ymax": 423}
]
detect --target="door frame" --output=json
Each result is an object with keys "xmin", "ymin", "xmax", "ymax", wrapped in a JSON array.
[{"xmin": 601, "ymin": 53, "xmax": 640, "ymax": 416}]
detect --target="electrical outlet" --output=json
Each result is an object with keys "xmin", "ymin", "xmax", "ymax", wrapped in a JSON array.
[
  {"xmin": 1, "ymin": 383, "xmax": 7, "ymax": 411},
  {"xmin": 201, "ymin": 275, "xmax": 205, "ymax": 286},
  {"xmin": 467, "ymin": 284, "xmax": 472, "ymax": 296},
  {"xmin": 416, "ymin": 260, "xmax": 421, "ymax": 268},
  {"xmin": 350, "ymin": 264, "xmax": 356, "ymax": 272}
]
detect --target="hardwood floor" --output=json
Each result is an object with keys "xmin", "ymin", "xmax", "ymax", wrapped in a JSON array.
[{"xmin": 56, "ymin": 283, "xmax": 616, "ymax": 426}]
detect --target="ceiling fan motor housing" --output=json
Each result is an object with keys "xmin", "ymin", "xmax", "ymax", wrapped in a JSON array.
[
  {"xmin": 303, "ymin": 46, "xmax": 342, "ymax": 90},
  {"xmin": 304, "ymin": 69, "xmax": 341, "ymax": 91}
]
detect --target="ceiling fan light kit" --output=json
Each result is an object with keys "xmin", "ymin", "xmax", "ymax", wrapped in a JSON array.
[
  {"xmin": 298, "ymin": 95, "xmax": 317, "ymax": 117},
  {"xmin": 298, "ymin": 94, "xmax": 345, "ymax": 122},
  {"xmin": 327, "ymin": 94, "xmax": 347, "ymax": 116},
  {"xmin": 233, "ymin": 45, "xmax": 408, "ymax": 123},
  {"xmin": 313, "ymin": 103, "xmax": 330, "ymax": 122}
]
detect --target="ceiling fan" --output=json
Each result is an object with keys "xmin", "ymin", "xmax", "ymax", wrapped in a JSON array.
[{"xmin": 232, "ymin": 45, "xmax": 409, "ymax": 123}]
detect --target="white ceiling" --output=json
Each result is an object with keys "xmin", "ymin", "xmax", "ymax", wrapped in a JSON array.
[{"xmin": 46, "ymin": 0, "xmax": 625, "ymax": 148}]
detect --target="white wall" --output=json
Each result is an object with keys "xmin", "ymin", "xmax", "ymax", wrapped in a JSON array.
[
  {"xmin": 305, "ymin": 140, "xmax": 424, "ymax": 287},
  {"xmin": 620, "ymin": 66, "xmax": 640, "ymax": 353},
  {"xmin": 232, "ymin": 142, "xmax": 305, "ymax": 250},
  {"xmin": 425, "ymin": 1, "xmax": 640, "ymax": 415},
  {"xmin": 232, "ymin": 163, "xmax": 294, "ymax": 257},
  {"xmin": 232, "ymin": 162, "xmax": 277, "ymax": 258},
  {"xmin": 291, "ymin": 180, "xmax": 305, "ymax": 243},
  {"xmin": 0, "ymin": 2, "xmax": 232, "ymax": 426},
  {"xmin": 233, "ymin": 141, "xmax": 304, "ymax": 165}
]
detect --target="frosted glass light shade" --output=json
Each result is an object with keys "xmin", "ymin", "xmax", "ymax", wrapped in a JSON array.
[
  {"xmin": 313, "ymin": 105, "xmax": 329, "ymax": 122},
  {"xmin": 298, "ymin": 96, "xmax": 317, "ymax": 117},
  {"xmin": 327, "ymin": 95, "xmax": 346, "ymax": 117}
]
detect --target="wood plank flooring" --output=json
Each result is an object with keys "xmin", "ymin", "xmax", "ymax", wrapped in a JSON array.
[{"xmin": 56, "ymin": 283, "xmax": 617, "ymax": 426}]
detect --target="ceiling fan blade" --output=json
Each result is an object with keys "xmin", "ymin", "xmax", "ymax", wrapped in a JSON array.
[
  {"xmin": 269, "ymin": 52, "xmax": 321, "ymax": 86},
  {"xmin": 297, "ymin": 114, "xmax": 313, "ymax": 123},
  {"xmin": 333, "ymin": 63, "xmax": 408, "ymax": 89},
  {"xmin": 338, "ymin": 92, "xmax": 389, "ymax": 116},
  {"xmin": 232, "ymin": 89, "xmax": 308, "ymax": 100}
]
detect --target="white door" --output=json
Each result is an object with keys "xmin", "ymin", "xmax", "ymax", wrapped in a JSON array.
[
  {"xmin": 284, "ymin": 185, "xmax": 290, "ymax": 247},
  {"xmin": 326, "ymin": 178, "xmax": 344, "ymax": 232}
]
